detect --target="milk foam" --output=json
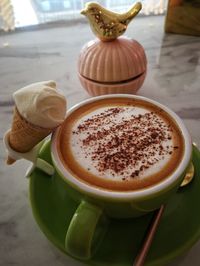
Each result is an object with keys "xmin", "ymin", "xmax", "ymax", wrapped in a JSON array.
[{"xmin": 70, "ymin": 105, "xmax": 175, "ymax": 182}]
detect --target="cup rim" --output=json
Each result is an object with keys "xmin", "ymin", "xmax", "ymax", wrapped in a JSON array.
[{"xmin": 51, "ymin": 94, "xmax": 192, "ymax": 200}]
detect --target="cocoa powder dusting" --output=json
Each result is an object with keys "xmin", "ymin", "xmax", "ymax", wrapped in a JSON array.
[{"xmin": 72, "ymin": 107, "xmax": 177, "ymax": 180}]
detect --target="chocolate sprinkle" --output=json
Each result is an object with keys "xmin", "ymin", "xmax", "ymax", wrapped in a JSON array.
[{"xmin": 72, "ymin": 107, "xmax": 175, "ymax": 180}]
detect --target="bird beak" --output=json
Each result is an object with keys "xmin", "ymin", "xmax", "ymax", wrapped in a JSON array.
[{"xmin": 80, "ymin": 9, "xmax": 86, "ymax": 15}]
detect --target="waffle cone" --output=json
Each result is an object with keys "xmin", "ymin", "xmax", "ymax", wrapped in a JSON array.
[
  {"xmin": 7, "ymin": 156, "xmax": 16, "ymax": 165},
  {"xmin": 7, "ymin": 107, "xmax": 54, "ymax": 163}
]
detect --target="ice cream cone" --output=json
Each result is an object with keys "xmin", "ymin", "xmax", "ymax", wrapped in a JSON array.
[
  {"xmin": 7, "ymin": 107, "xmax": 54, "ymax": 164},
  {"xmin": 7, "ymin": 155, "xmax": 16, "ymax": 165},
  {"xmin": 5, "ymin": 80, "xmax": 66, "ymax": 165}
]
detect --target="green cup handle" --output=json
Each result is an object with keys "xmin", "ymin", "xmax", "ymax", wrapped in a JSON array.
[{"xmin": 65, "ymin": 201, "xmax": 108, "ymax": 260}]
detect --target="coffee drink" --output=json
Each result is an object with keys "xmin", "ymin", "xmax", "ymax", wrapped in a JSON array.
[{"xmin": 57, "ymin": 97, "xmax": 184, "ymax": 191}]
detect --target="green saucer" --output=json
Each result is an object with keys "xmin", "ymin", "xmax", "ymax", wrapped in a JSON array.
[{"xmin": 29, "ymin": 141, "xmax": 200, "ymax": 266}]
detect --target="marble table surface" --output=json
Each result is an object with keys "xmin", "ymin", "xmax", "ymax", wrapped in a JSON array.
[{"xmin": 0, "ymin": 16, "xmax": 200, "ymax": 266}]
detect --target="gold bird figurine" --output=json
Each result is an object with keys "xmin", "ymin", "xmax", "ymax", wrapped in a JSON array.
[{"xmin": 81, "ymin": 2, "xmax": 142, "ymax": 41}]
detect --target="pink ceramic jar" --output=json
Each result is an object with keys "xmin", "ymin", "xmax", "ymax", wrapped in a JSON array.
[{"xmin": 78, "ymin": 37, "xmax": 147, "ymax": 96}]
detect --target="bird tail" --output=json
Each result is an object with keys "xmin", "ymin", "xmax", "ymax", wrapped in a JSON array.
[{"xmin": 122, "ymin": 2, "xmax": 142, "ymax": 24}]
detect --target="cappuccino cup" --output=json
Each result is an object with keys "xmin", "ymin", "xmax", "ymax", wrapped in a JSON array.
[{"xmin": 51, "ymin": 94, "xmax": 192, "ymax": 260}]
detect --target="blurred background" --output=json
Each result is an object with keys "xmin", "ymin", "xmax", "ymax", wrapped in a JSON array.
[{"xmin": 0, "ymin": 0, "xmax": 167, "ymax": 29}]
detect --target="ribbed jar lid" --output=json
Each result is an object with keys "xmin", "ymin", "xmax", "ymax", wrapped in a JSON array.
[{"xmin": 78, "ymin": 37, "xmax": 147, "ymax": 83}]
